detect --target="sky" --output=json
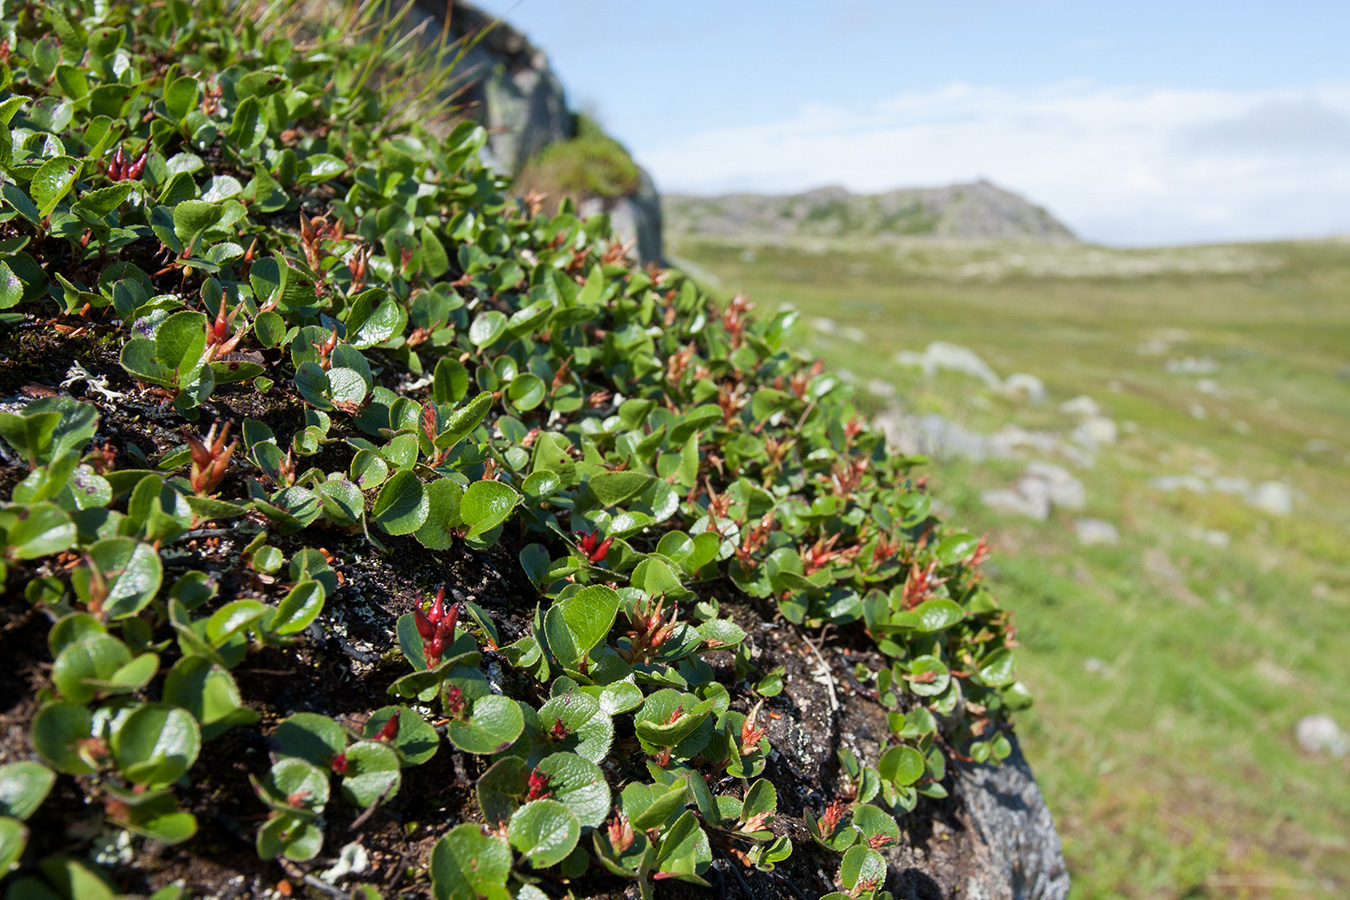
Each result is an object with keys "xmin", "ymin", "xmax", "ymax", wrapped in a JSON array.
[{"xmin": 470, "ymin": 1, "xmax": 1350, "ymax": 246}]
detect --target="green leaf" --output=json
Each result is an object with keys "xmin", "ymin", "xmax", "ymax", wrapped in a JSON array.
[
  {"xmin": 506, "ymin": 373, "xmax": 546, "ymax": 412},
  {"xmin": 913, "ymin": 598, "xmax": 965, "ymax": 633},
  {"xmin": 0, "ymin": 817, "xmax": 26, "ymax": 876},
  {"xmin": 111, "ymin": 704, "xmax": 201, "ymax": 787},
  {"xmin": 340, "ymin": 741, "xmax": 402, "ymax": 807},
  {"xmin": 414, "ymin": 477, "xmax": 463, "ymax": 550},
  {"xmin": 372, "ymin": 470, "xmax": 429, "ymax": 535},
  {"xmin": 345, "ymin": 288, "xmax": 403, "ymax": 348},
  {"xmin": 839, "ymin": 845, "xmax": 886, "ymax": 893},
  {"xmin": 908, "ymin": 655, "xmax": 951, "ymax": 697},
  {"xmin": 588, "ymin": 471, "xmax": 653, "ymax": 507},
  {"xmin": 161, "ymin": 656, "xmax": 258, "ymax": 739},
  {"xmin": 2, "ymin": 501, "xmax": 75, "ymax": 559},
  {"xmin": 534, "ymin": 752, "xmax": 610, "ymax": 829},
  {"xmin": 229, "ymin": 96, "xmax": 265, "ymax": 150},
  {"xmin": 559, "ymin": 585, "xmax": 621, "ymax": 660},
  {"xmin": 430, "ymin": 824, "xmax": 512, "ymax": 900},
  {"xmin": 52, "ymin": 634, "xmax": 131, "ymax": 703},
  {"xmin": 32, "ymin": 702, "xmax": 94, "ymax": 774},
  {"xmin": 509, "ymin": 799, "xmax": 579, "ymax": 868},
  {"xmin": 272, "ymin": 579, "xmax": 325, "ymax": 635},
  {"xmin": 446, "ymin": 695, "xmax": 524, "ymax": 755},
  {"xmin": 0, "ymin": 262, "xmax": 21, "ymax": 309},
  {"xmin": 74, "ymin": 182, "xmax": 134, "ymax": 218},
  {"xmin": 459, "ymin": 480, "xmax": 519, "ymax": 538},
  {"xmin": 878, "ymin": 744, "xmax": 925, "ymax": 786},
  {"xmin": 978, "ymin": 647, "xmax": 1016, "ymax": 687},
  {"xmin": 436, "ymin": 390, "xmax": 493, "ymax": 451},
  {"xmin": 274, "ymin": 713, "xmax": 347, "ymax": 768},
  {"xmin": 363, "ymin": 706, "xmax": 438, "ymax": 767},
  {"xmin": 469, "ymin": 310, "xmax": 507, "ymax": 347},
  {"xmin": 432, "ymin": 357, "xmax": 469, "ymax": 404},
  {"xmin": 172, "ymin": 199, "xmax": 225, "ymax": 247},
  {"xmin": 32, "ymin": 156, "xmax": 82, "ymax": 219},
  {"xmin": 78, "ymin": 537, "xmax": 163, "ymax": 619},
  {"xmin": 163, "ymin": 76, "xmax": 199, "ymax": 120},
  {"xmin": 0, "ymin": 762, "xmax": 55, "ymax": 820},
  {"xmin": 256, "ymin": 812, "xmax": 324, "ymax": 861}
]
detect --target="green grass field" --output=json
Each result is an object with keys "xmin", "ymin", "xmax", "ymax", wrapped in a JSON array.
[{"xmin": 669, "ymin": 234, "xmax": 1350, "ymax": 898}]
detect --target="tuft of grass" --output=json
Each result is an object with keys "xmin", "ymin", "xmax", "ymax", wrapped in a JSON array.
[{"xmin": 516, "ymin": 113, "xmax": 642, "ymax": 204}]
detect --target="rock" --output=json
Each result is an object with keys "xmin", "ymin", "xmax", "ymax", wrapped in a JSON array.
[
  {"xmin": 1071, "ymin": 416, "xmax": 1117, "ymax": 448},
  {"xmin": 982, "ymin": 488, "xmax": 1050, "ymax": 520},
  {"xmin": 1082, "ymin": 657, "xmax": 1110, "ymax": 675},
  {"xmin": 811, "ymin": 316, "xmax": 838, "ymax": 335},
  {"xmin": 1149, "ymin": 474, "xmax": 1209, "ymax": 493},
  {"xmin": 1187, "ymin": 527, "xmax": 1231, "ymax": 548},
  {"xmin": 919, "ymin": 342, "xmax": 1003, "ymax": 388},
  {"xmin": 866, "ymin": 379, "xmax": 897, "ymax": 399},
  {"xmin": 1074, "ymin": 518, "xmax": 1120, "ymax": 546},
  {"xmin": 954, "ymin": 737, "xmax": 1072, "ymax": 900},
  {"xmin": 1058, "ymin": 395, "xmax": 1100, "ymax": 418},
  {"xmin": 1295, "ymin": 714, "xmax": 1348, "ymax": 758},
  {"xmin": 1003, "ymin": 373, "xmax": 1048, "ymax": 404},
  {"xmin": 1247, "ymin": 481, "xmax": 1293, "ymax": 516},
  {"xmin": 1166, "ymin": 356, "xmax": 1219, "ymax": 374},
  {"xmin": 1020, "ymin": 462, "xmax": 1086, "ymax": 511},
  {"xmin": 410, "ymin": 1, "xmax": 574, "ymax": 174},
  {"xmin": 1211, "ymin": 476, "xmax": 1251, "ymax": 495},
  {"xmin": 876, "ymin": 411, "xmax": 992, "ymax": 460},
  {"xmin": 597, "ymin": 167, "xmax": 664, "ymax": 265}
]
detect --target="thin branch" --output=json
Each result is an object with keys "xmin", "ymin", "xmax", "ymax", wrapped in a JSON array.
[{"xmin": 799, "ymin": 627, "xmax": 839, "ymax": 713}]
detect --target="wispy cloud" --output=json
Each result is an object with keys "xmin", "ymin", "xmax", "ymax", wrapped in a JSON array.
[{"xmin": 636, "ymin": 82, "xmax": 1350, "ymax": 245}]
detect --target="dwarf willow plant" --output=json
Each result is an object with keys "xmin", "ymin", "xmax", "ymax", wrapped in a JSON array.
[{"xmin": 0, "ymin": 1, "xmax": 1028, "ymax": 897}]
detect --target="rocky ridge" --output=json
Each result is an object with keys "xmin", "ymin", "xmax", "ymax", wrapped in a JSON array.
[{"xmin": 665, "ymin": 181, "xmax": 1077, "ymax": 245}]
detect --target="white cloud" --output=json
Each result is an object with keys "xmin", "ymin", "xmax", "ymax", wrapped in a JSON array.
[{"xmin": 636, "ymin": 81, "xmax": 1350, "ymax": 245}]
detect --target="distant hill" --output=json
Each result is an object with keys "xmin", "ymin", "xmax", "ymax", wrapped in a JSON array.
[{"xmin": 663, "ymin": 180, "xmax": 1076, "ymax": 243}]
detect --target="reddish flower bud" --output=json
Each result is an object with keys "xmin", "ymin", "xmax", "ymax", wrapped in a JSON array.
[
  {"xmin": 526, "ymin": 769, "xmax": 552, "ymax": 801},
  {"xmin": 428, "ymin": 586, "xmax": 446, "ymax": 624},
  {"xmin": 592, "ymin": 537, "xmax": 614, "ymax": 563},
  {"xmin": 374, "ymin": 712, "xmax": 400, "ymax": 743},
  {"xmin": 330, "ymin": 753, "xmax": 348, "ymax": 775},
  {"xmin": 444, "ymin": 685, "xmax": 465, "ymax": 718},
  {"xmin": 414, "ymin": 606, "xmax": 436, "ymax": 642},
  {"xmin": 548, "ymin": 717, "xmax": 568, "ymax": 742}
]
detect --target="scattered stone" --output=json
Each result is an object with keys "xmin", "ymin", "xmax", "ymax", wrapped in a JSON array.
[
  {"xmin": 1295, "ymin": 714, "xmax": 1348, "ymax": 758},
  {"xmin": 981, "ymin": 488, "xmax": 1050, "ymax": 520},
  {"xmin": 1072, "ymin": 415, "xmax": 1118, "ymax": 448},
  {"xmin": 1187, "ymin": 527, "xmax": 1231, "ymax": 548},
  {"xmin": 896, "ymin": 341, "xmax": 1003, "ymax": 389},
  {"xmin": 1189, "ymin": 403, "xmax": 1207, "ymax": 419},
  {"xmin": 1059, "ymin": 395, "xmax": 1101, "ymax": 417},
  {"xmin": 1247, "ymin": 481, "xmax": 1293, "ymax": 516},
  {"xmin": 840, "ymin": 326, "xmax": 866, "ymax": 343},
  {"xmin": 1074, "ymin": 518, "xmax": 1120, "ymax": 546},
  {"xmin": 1211, "ymin": 476, "xmax": 1250, "ymax": 495},
  {"xmin": 1003, "ymin": 372, "xmax": 1048, "ymax": 403},
  {"xmin": 865, "ymin": 378, "xmax": 896, "ymax": 399},
  {"xmin": 810, "ymin": 316, "xmax": 838, "ymax": 335},
  {"xmin": 1082, "ymin": 657, "xmax": 1111, "ymax": 675},
  {"xmin": 1136, "ymin": 338, "xmax": 1169, "ymax": 355},
  {"xmin": 1150, "ymin": 474, "xmax": 1209, "ymax": 493},
  {"xmin": 1166, "ymin": 356, "xmax": 1219, "ymax": 374},
  {"xmin": 1021, "ymin": 462, "xmax": 1086, "ymax": 511},
  {"xmin": 1196, "ymin": 378, "xmax": 1226, "ymax": 397}
]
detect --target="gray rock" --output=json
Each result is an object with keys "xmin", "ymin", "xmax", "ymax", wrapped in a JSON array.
[
  {"xmin": 1071, "ymin": 416, "xmax": 1118, "ymax": 448},
  {"xmin": 866, "ymin": 378, "xmax": 897, "ymax": 399},
  {"xmin": 1021, "ymin": 462, "xmax": 1086, "ymax": 511},
  {"xmin": 1149, "ymin": 474, "xmax": 1209, "ymax": 494},
  {"xmin": 1003, "ymin": 373, "xmax": 1048, "ymax": 404},
  {"xmin": 1247, "ymin": 481, "xmax": 1293, "ymax": 516},
  {"xmin": 1058, "ymin": 395, "xmax": 1101, "ymax": 418},
  {"xmin": 919, "ymin": 342, "xmax": 1003, "ymax": 388},
  {"xmin": 593, "ymin": 167, "xmax": 664, "ymax": 265},
  {"xmin": 1074, "ymin": 518, "xmax": 1120, "ymax": 546},
  {"xmin": 1295, "ymin": 714, "xmax": 1348, "ymax": 757},
  {"xmin": 1165, "ymin": 356, "xmax": 1219, "ymax": 374},
  {"xmin": 982, "ymin": 488, "xmax": 1051, "ymax": 520},
  {"xmin": 956, "ymin": 737, "xmax": 1072, "ymax": 900}
]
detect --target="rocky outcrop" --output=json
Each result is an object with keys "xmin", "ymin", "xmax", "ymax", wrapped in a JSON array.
[
  {"xmin": 665, "ymin": 180, "xmax": 1076, "ymax": 244},
  {"xmin": 409, "ymin": 0, "xmax": 573, "ymax": 175},
  {"xmin": 403, "ymin": 2, "xmax": 664, "ymax": 264}
]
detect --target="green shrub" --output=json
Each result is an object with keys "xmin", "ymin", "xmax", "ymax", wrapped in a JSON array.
[
  {"xmin": 516, "ymin": 113, "xmax": 642, "ymax": 203},
  {"xmin": 0, "ymin": 1, "xmax": 1024, "ymax": 897}
]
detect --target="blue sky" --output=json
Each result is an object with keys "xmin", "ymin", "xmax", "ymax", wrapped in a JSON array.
[{"xmin": 471, "ymin": 1, "xmax": 1350, "ymax": 245}]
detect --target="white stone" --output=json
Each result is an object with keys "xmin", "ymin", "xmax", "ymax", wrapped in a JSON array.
[
  {"xmin": 1059, "ymin": 395, "xmax": 1101, "ymax": 418},
  {"xmin": 1166, "ymin": 356, "xmax": 1219, "ymax": 374},
  {"xmin": 1021, "ymin": 461, "xmax": 1086, "ymax": 510},
  {"xmin": 1082, "ymin": 657, "xmax": 1110, "ymax": 675},
  {"xmin": 1003, "ymin": 373, "xmax": 1048, "ymax": 404},
  {"xmin": 1072, "ymin": 416, "xmax": 1118, "ymax": 448},
  {"xmin": 810, "ymin": 316, "xmax": 838, "ymax": 335},
  {"xmin": 1211, "ymin": 476, "xmax": 1251, "ymax": 495},
  {"xmin": 1247, "ymin": 481, "xmax": 1293, "ymax": 516},
  {"xmin": 1295, "ymin": 714, "xmax": 1348, "ymax": 757},
  {"xmin": 981, "ymin": 488, "xmax": 1050, "ymax": 520},
  {"xmin": 865, "ymin": 378, "xmax": 896, "ymax": 399},
  {"xmin": 920, "ymin": 341, "xmax": 1002, "ymax": 388},
  {"xmin": 1075, "ymin": 518, "xmax": 1120, "ymax": 546},
  {"xmin": 1150, "ymin": 474, "xmax": 1209, "ymax": 493}
]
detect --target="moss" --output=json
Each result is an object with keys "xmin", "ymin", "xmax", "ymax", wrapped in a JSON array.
[{"xmin": 515, "ymin": 113, "xmax": 641, "ymax": 205}]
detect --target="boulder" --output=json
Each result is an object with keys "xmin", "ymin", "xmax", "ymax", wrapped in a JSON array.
[
  {"xmin": 1058, "ymin": 395, "xmax": 1100, "ymax": 418},
  {"xmin": 1247, "ymin": 481, "xmax": 1293, "ymax": 516},
  {"xmin": 1071, "ymin": 416, "xmax": 1118, "ymax": 448},
  {"xmin": 1004, "ymin": 373, "xmax": 1048, "ymax": 404},
  {"xmin": 1074, "ymin": 518, "xmax": 1120, "ymax": 546},
  {"xmin": 921, "ymin": 342, "xmax": 1002, "ymax": 388},
  {"xmin": 579, "ymin": 166, "xmax": 665, "ymax": 265},
  {"xmin": 1295, "ymin": 714, "xmax": 1348, "ymax": 757}
]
